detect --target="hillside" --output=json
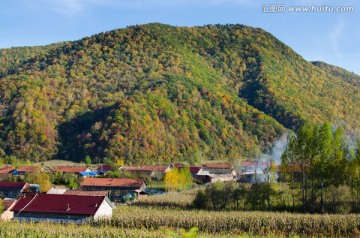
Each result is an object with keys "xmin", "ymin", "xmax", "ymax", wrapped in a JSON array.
[{"xmin": 0, "ymin": 23, "xmax": 358, "ymax": 164}]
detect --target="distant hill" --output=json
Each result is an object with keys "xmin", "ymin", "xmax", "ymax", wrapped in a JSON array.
[
  {"xmin": 0, "ymin": 23, "xmax": 358, "ymax": 164},
  {"xmin": 312, "ymin": 61, "xmax": 360, "ymax": 87}
]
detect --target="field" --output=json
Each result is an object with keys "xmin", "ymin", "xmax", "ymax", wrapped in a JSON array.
[
  {"xmin": 136, "ymin": 189, "xmax": 196, "ymax": 208},
  {"xmin": 107, "ymin": 206, "xmax": 360, "ymax": 237},
  {"xmin": 2, "ymin": 187, "xmax": 360, "ymax": 237},
  {"xmin": 2, "ymin": 206, "xmax": 360, "ymax": 237},
  {"xmin": 0, "ymin": 220, "xmax": 233, "ymax": 238}
]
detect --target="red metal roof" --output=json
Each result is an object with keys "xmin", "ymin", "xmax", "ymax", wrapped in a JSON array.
[
  {"xmin": 17, "ymin": 166, "xmax": 41, "ymax": 173},
  {"xmin": 202, "ymin": 163, "xmax": 233, "ymax": 169},
  {"xmin": 97, "ymin": 164, "xmax": 112, "ymax": 172},
  {"xmin": 175, "ymin": 165, "xmax": 201, "ymax": 173},
  {"xmin": 51, "ymin": 166, "xmax": 88, "ymax": 173},
  {"xmin": 122, "ymin": 165, "xmax": 169, "ymax": 172},
  {"xmin": 240, "ymin": 160, "xmax": 257, "ymax": 167},
  {"xmin": 11, "ymin": 194, "xmax": 105, "ymax": 215},
  {"xmin": 64, "ymin": 190, "xmax": 109, "ymax": 196},
  {"xmin": 0, "ymin": 166, "xmax": 12, "ymax": 174},
  {"xmin": 2, "ymin": 199, "xmax": 16, "ymax": 210},
  {"xmin": 81, "ymin": 178, "xmax": 145, "ymax": 188},
  {"xmin": 0, "ymin": 182, "xmax": 28, "ymax": 190}
]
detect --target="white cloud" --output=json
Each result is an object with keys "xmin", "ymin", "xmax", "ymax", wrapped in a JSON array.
[{"xmin": 330, "ymin": 19, "xmax": 345, "ymax": 59}]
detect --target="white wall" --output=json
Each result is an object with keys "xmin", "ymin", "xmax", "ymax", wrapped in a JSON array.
[{"xmin": 93, "ymin": 199, "xmax": 113, "ymax": 221}]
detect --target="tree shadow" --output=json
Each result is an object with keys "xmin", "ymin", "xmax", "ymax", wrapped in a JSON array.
[{"xmin": 56, "ymin": 103, "xmax": 119, "ymax": 162}]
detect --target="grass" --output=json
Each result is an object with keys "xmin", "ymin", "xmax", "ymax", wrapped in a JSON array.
[{"xmin": 33, "ymin": 159, "xmax": 83, "ymax": 167}]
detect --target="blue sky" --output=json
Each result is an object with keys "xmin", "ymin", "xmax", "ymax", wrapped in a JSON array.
[{"xmin": 0, "ymin": 0, "xmax": 359, "ymax": 74}]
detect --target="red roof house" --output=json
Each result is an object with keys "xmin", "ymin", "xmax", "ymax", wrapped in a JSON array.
[
  {"xmin": 11, "ymin": 194, "xmax": 115, "ymax": 223},
  {"xmin": 121, "ymin": 165, "xmax": 171, "ymax": 180},
  {"xmin": 0, "ymin": 166, "xmax": 13, "ymax": 178},
  {"xmin": 64, "ymin": 190, "xmax": 109, "ymax": 196},
  {"xmin": 51, "ymin": 166, "xmax": 91, "ymax": 174},
  {"xmin": 11, "ymin": 166, "xmax": 41, "ymax": 175},
  {"xmin": 80, "ymin": 178, "xmax": 146, "ymax": 202},
  {"xmin": 174, "ymin": 165, "xmax": 201, "ymax": 177}
]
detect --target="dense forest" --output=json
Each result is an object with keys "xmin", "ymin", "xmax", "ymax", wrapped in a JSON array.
[{"xmin": 0, "ymin": 23, "xmax": 358, "ymax": 164}]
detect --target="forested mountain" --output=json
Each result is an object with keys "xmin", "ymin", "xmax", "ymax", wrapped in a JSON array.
[{"xmin": 0, "ymin": 23, "xmax": 358, "ymax": 164}]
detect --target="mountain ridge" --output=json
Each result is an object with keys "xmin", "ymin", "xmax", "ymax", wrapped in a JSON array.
[{"xmin": 0, "ymin": 23, "xmax": 358, "ymax": 164}]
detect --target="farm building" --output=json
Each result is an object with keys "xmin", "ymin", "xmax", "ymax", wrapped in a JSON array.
[
  {"xmin": 11, "ymin": 166, "xmax": 41, "ymax": 176},
  {"xmin": 0, "ymin": 182, "xmax": 29, "ymax": 199},
  {"xmin": 50, "ymin": 166, "xmax": 93, "ymax": 177},
  {"xmin": 120, "ymin": 165, "xmax": 171, "ymax": 180},
  {"xmin": 196, "ymin": 163, "xmax": 236, "ymax": 183},
  {"xmin": 94, "ymin": 164, "xmax": 112, "ymax": 175},
  {"xmin": 11, "ymin": 194, "xmax": 115, "ymax": 224},
  {"xmin": 80, "ymin": 178, "xmax": 146, "ymax": 202},
  {"xmin": 174, "ymin": 165, "xmax": 201, "ymax": 178},
  {"xmin": 0, "ymin": 166, "xmax": 13, "ymax": 179},
  {"xmin": 64, "ymin": 190, "xmax": 109, "ymax": 197},
  {"xmin": 46, "ymin": 186, "xmax": 67, "ymax": 195},
  {"xmin": 0, "ymin": 198, "xmax": 17, "ymax": 220},
  {"xmin": 202, "ymin": 163, "xmax": 236, "ymax": 176}
]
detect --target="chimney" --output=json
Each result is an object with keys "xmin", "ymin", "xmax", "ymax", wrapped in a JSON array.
[{"xmin": 66, "ymin": 204, "xmax": 70, "ymax": 211}]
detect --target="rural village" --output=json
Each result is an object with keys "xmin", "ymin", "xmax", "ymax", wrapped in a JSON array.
[{"xmin": 0, "ymin": 160, "xmax": 281, "ymax": 223}]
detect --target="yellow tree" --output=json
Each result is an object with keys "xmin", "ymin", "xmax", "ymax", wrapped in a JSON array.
[
  {"xmin": 164, "ymin": 167, "xmax": 193, "ymax": 191},
  {"xmin": 164, "ymin": 168, "xmax": 179, "ymax": 191},
  {"xmin": 0, "ymin": 198, "xmax": 3, "ymax": 214},
  {"xmin": 27, "ymin": 172, "xmax": 52, "ymax": 193}
]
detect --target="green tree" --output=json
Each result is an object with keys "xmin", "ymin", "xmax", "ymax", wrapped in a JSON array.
[
  {"xmin": 84, "ymin": 155, "xmax": 91, "ymax": 167},
  {"xmin": 281, "ymin": 122, "xmax": 350, "ymax": 213},
  {"xmin": 348, "ymin": 139, "xmax": 360, "ymax": 211},
  {"xmin": 192, "ymin": 190, "xmax": 208, "ymax": 209}
]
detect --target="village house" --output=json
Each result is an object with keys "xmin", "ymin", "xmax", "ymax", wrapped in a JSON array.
[
  {"xmin": 46, "ymin": 186, "xmax": 68, "ymax": 195},
  {"xmin": 196, "ymin": 163, "xmax": 236, "ymax": 183},
  {"xmin": 11, "ymin": 194, "xmax": 115, "ymax": 224},
  {"xmin": 0, "ymin": 198, "xmax": 17, "ymax": 220},
  {"xmin": 11, "ymin": 166, "xmax": 41, "ymax": 176},
  {"xmin": 64, "ymin": 190, "xmax": 110, "ymax": 196},
  {"xmin": 95, "ymin": 164, "xmax": 112, "ymax": 176},
  {"xmin": 80, "ymin": 177, "xmax": 146, "ymax": 202},
  {"xmin": 0, "ymin": 166, "xmax": 13, "ymax": 180},
  {"xmin": 121, "ymin": 165, "xmax": 171, "ymax": 180},
  {"xmin": 50, "ymin": 166, "xmax": 93, "ymax": 177},
  {"xmin": 0, "ymin": 181, "xmax": 29, "ymax": 199},
  {"xmin": 174, "ymin": 165, "xmax": 201, "ymax": 178}
]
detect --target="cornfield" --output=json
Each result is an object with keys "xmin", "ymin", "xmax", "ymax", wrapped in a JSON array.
[
  {"xmin": 0, "ymin": 220, "xmax": 235, "ymax": 238},
  {"xmin": 1, "ymin": 206, "xmax": 360, "ymax": 237},
  {"xmin": 136, "ymin": 191, "xmax": 196, "ymax": 208},
  {"xmin": 105, "ymin": 206, "xmax": 360, "ymax": 237}
]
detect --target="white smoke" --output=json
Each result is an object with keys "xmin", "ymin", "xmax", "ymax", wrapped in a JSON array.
[{"xmin": 270, "ymin": 133, "xmax": 288, "ymax": 165}]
